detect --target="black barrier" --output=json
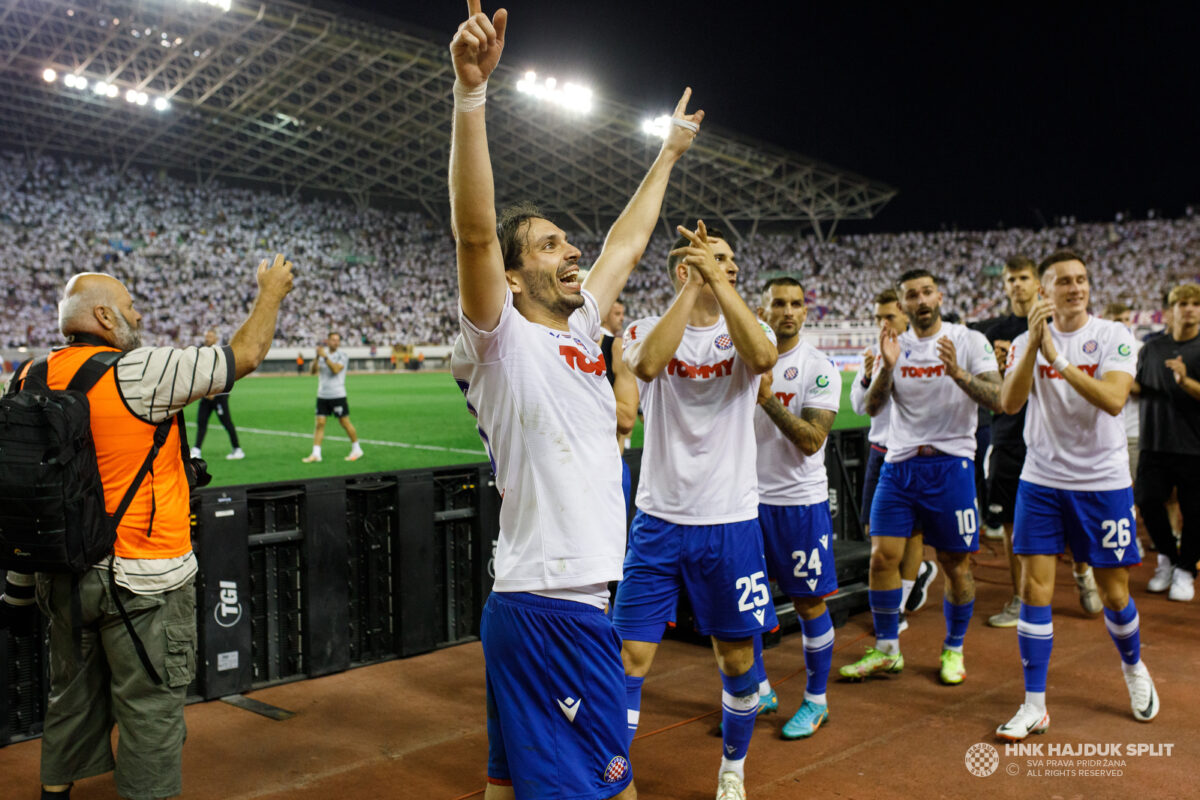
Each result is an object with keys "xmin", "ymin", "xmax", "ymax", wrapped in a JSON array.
[{"xmin": 1, "ymin": 433, "xmax": 873, "ymax": 745}]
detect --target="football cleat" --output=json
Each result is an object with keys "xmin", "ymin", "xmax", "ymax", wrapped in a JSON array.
[
  {"xmin": 781, "ymin": 700, "xmax": 829, "ymax": 740},
  {"xmin": 838, "ymin": 647, "xmax": 904, "ymax": 681},
  {"xmin": 939, "ymin": 649, "xmax": 965, "ymax": 685},
  {"xmin": 996, "ymin": 704, "xmax": 1050, "ymax": 741}
]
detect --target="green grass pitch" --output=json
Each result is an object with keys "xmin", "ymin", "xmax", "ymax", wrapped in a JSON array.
[{"xmin": 191, "ymin": 371, "xmax": 869, "ymax": 488}]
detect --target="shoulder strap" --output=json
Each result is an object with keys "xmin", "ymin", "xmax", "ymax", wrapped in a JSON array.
[
  {"xmin": 5, "ymin": 358, "xmax": 45, "ymax": 396},
  {"xmin": 67, "ymin": 351, "xmax": 122, "ymax": 394},
  {"xmin": 108, "ymin": 416, "xmax": 173, "ymax": 530}
]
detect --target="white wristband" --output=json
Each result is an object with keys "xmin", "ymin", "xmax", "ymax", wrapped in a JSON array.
[
  {"xmin": 453, "ymin": 79, "xmax": 487, "ymax": 112},
  {"xmin": 1052, "ymin": 354, "xmax": 1070, "ymax": 373},
  {"xmin": 670, "ymin": 117, "xmax": 699, "ymax": 133}
]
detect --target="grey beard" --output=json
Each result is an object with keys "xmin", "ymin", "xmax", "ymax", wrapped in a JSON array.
[{"xmin": 112, "ymin": 314, "xmax": 143, "ymax": 351}]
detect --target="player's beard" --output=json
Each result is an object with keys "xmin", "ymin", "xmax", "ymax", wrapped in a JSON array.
[
  {"xmin": 912, "ymin": 303, "xmax": 940, "ymax": 334},
  {"xmin": 523, "ymin": 266, "xmax": 585, "ymax": 319},
  {"xmin": 111, "ymin": 309, "xmax": 143, "ymax": 351}
]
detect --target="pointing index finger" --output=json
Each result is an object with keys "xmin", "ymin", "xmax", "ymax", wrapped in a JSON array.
[
  {"xmin": 673, "ymin": 87, "xmax": 692, "ymax": 117},
  {"xmin": 467, "ymin": 0, "xmax": 482, "ymax": 18}
]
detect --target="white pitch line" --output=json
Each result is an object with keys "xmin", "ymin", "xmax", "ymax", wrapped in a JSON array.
[{"xmin": 185, "ymin": 421, "xmax": 486, "ymax": 456}]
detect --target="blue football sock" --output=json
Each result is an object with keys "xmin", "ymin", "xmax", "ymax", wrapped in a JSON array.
[
  {"xmin": 624, "ymin": 675, "xmax": 644, "ymax": 749},
  {"xmin": 870, "ymin": 587, "xmax": 903, "ymax": 647},
  {"xmin": 1104, "ymin": 599, "xmax": 1141, "ymax": 666},
  {"xmin": 720, "ymin": 668, "xmax": 758, "ymax": 762},
  {"xmin": 1017, "ymin": 602, "xmax": 1053, "ymax": 693},
  {"xmin": 752, "ymin": 634, "xmax": 768, "ymax": 686},
  {"xmin": 943, "ymin": 597, "xmax": 974, "ymax": 651},
  {"xmin": 800, "ymin": 610, "xmax": 834, "ymax": 705}
]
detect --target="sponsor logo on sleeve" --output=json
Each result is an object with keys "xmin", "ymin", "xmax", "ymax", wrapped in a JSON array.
[
  {"xmin": 1117, "ymin": 343, "xmax": 1132, "ymax": 358},
  {"xmin": 815, "ymin": 374, "xmax": 830, "ymax": 388}
]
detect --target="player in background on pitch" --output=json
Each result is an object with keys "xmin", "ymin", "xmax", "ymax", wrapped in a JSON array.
[
  {"xmin": 842, "ymin": 269, "xmax": 1001, "ymax": 686},
  {"xmin": 301, "ymin": 331, "xmax": 364, "ymax": 462},
  {"xmin": 615, "ymin": 221, "xmax": 777, "ymax": 800},
  {"xmin": 446, "ymin": 2, "xmax": 704, "ymax": 797},
  {"xmin": 192, "ymin": 328, "xmax": 246, "ymax": 460},
  {"xmin": 748, "ymin": 277, "xmax": 840, "ymax": 740},
  {"xmin": 850, "ymin": 290, "xmax": 938, "ymax": 631},
  {"xmin": 995, "ymin": 250, "xmax": 1158, "ymax": 740}
]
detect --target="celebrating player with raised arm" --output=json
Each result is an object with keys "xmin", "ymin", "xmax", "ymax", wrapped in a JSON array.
[
  {"xmin": 995, "ymin": 250, "xmax": 1157, "ymax": 741},
  {"xmin": 446, "ymin": 3, "xmax": 703, "ymax": 798},
  {"xmin": 842, "ymin": 269, "xmax": 1001, "ymax": 686},
  {"xmin": 614, "ymin": 221, "xmax": 777, "ymax": 800}
]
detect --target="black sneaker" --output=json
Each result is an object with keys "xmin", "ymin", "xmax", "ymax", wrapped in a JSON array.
[{"xmin": 906, "ymin": 560, "xmax": 938, "ymax": 612}]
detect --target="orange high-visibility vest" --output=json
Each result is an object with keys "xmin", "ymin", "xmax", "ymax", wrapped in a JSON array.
[{"xmin": 24, "ymin": 345, "xmax": 192, "ymax": 559}]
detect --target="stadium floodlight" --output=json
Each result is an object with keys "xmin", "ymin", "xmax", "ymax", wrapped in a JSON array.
[
  {"xmin": 189, "ymin": 0, "xmax": 233, "ymax": 12},
  {"xmin": 106, "ymin": 84, "xmax": 119, "ymax": 98},
  {"xmin": 515, "ymin": 70, "xmax": 593, "ymax": 114},
  {"xmin": 154, "ymin": 97, "xmax": 170, "ymax": 111},
  {"xmin": 136, "ymin": 92, "xmax": 149, "ymax": 106},
  {"xmin": 92, "ymin": 80, "xmax": 109, "ymax": 95},
  {"xmin": 641, "ymin": 115, "xmax": 671, "ymax": 138},
  {"xmin": 126, "ymin": 89, "xmax": 138, "ymax": 103},
  {"xmin": 42, "ymin": 68, "xmax": 57, "ymax": 83},
  {"xmin": 63, "ymin": 74, "xmax": 82, "ymax": 89}
]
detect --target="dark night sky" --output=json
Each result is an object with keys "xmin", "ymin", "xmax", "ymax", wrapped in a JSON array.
[{"xmin": 359, "ymin": 1, "xmax": 1198, "ymax": 234}]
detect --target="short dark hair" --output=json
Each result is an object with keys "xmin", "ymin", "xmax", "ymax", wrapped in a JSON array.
[
  {"xmin": 1004, "ymin": 255, "xmax": 1036, "ymax": 275},
  {"xmin": 897, "ymin": 268, "xmax": 937, "ymax": 289},
  {"xmin": 667, "ymin": 224, "xmax": 727, "ymax": 279},
  {"xmin": 763, "ymin": 276, "xmax": 805, "ymax": 295},
  {"xmin": 1103, "ymin": 302, "xmax": 1130, "ymax": 318},
  {"xmin": 1037, "ymin": 248, "xmax": 1086, "ymax": 278},
  {"xmin": 497, "ymin": 201, "xmax": 546, "ymax": 272},
  {"xmin": 874, "ymin": 288, "xmax": 900, "ymax": 305}
]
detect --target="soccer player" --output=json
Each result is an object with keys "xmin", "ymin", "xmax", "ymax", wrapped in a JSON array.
[
  {"xmin": 446, "ymin": 3, "xmax": 703, "ymax": 798},
  {"xmin": 191, "ymin": 328, "xmax": 245, "ymax": 460},
  {"xmin": 850, "ymin": 290, "xmax": 937, "ymax": 628},
  {"xmin": 615, "ymin": 221, "xmax": 777, "ymax": 800},
  {"xmin": 748, "ymin": 277, "xmax": 841, "ymax": 739},
  {"xmin": 1135, "ymin": 283, "xmax": 1200, "ymax": 601},
  {"xmin": 995, "ymin": 250, "xmax": 1158, "ymax": 740},
  {"xmin": 842, "ymin": 269, "xmax": 1001, "ymax": 685},
  {"xmin": 301, "ymin": 331, "xmax": 363, "ymax": 463}
]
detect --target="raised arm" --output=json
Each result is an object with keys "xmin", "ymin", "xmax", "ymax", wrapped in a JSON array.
[
  {"xmin": 1165, "ymin": 357, "xmax": 1200, "ymax": 402},
  {"xmin": 448, "ymin": 2, "xmax": 509, "ymax": 331},
  {"xmin": 229, "ymin": 254, "xmax": 294, "ymax": 379},
  {"xmin": 757, "ymin": 373, "xmax": 838, "ymax": 456},
  {"xmin": 864, "ymin": 326, "xmax": 899, "ymax": 416},
  {"xmin": 672, "ymin": 222, "xmax": 776, "ymax": 374},
  {"xmin": 610, "ymin": 335, "xmax": 640, "ymax": 438},
  {"xmin": 849, "ymin": 348, "xmax": 874, "ymax": 416},
  {"xmin": 583, "ymin": 89, "xmax": 703, "ymax": 313},
  {"xmin": 624, "ymin": 269, "xmax": 704, "ymax": 381}
]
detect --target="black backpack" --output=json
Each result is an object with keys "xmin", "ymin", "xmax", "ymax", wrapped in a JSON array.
[{"xmin": 0, "ymin": 351, "xmax": 174, "ymax": 683}]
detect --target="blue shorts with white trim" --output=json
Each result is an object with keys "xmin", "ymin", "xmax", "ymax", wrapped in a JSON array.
[
  {"xmin": 1012, "ymin": 480, "xmax": 1139, "ymax": 568},
  {"xmin": 483, "ymin": 592, "xmax": 632, "ymax": 799},
  {"xmin": 759, "ymin": 502, "xmax": 839, "ymax": 598},
  {"xmin": 869, "ymin": 455, "xmax": 980, "ymax": 553}
]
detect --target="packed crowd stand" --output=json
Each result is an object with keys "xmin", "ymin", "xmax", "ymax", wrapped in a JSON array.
[{"xmin": 2, "ymin": 153, "xmax": 1197, "ymax": 350}]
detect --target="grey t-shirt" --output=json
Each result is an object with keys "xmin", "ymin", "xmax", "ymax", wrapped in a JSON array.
[{"xmin": 317, "ymin": 349, "xmax": 349, "ymax": 399}]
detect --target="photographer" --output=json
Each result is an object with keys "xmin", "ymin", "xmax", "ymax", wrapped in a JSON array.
[{"xmin": 0, "ymin": 255, "xmax": 292, "ymax": 800}]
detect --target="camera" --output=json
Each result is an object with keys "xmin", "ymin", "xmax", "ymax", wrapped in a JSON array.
[{"xmin": 185, "ymin": 456, "xmax": 212, "ymax": 489}]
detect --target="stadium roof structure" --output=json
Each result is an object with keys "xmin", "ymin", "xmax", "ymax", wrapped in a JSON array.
[{"xmin": 0, "ymin": 0, "xmax": 897, "ymax": 239}]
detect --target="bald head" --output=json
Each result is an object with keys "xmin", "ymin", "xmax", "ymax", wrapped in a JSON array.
[{"xmin": 59, "ymin": 273, "xmax": 143, "ymax": 351}]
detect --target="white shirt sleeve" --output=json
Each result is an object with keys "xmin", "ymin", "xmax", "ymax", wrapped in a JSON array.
[
  {"xmin": 1101, "ymin": 323, "xmax": 1138, "ymax": 377},
  {"xmin": 458, "ymin": 289, "xmax": 518, "ymax": 365},
  {"xmin": 848, "ymin": 350, "xmax": 874, "ymax": 416},
  {"xmin": 966, "ymin": 329, "xmax": 1000, "ymax": 375},
  {"xmin": 806, "ymin": 358, "xmax": 843, "ymax": 413},
  {"xmin": 115, "ymin": 345, "xmax": 234, "ymax": 423}
]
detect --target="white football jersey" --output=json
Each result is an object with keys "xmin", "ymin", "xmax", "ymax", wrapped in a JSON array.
[
  {"xmin": 1010, "ymin": 316, "xmax": 1136, "ymax": 491},
  {"xmin": 451, "ymin": 290, "xmax": 625, "ymax": 605},
  {"xmin": 849, "ymin": 346, "xmax": 892, "ymax": 446},
  {"xmin": 316, "ymin": 349, "xmax": 349, "ymax": 399},
  {"xmin": 625, "ymin": 315, "xmax": 776, "ymax": 524},
  {"xmin": 755, "ymin": 341, "xmax": 842, "ymax": 506},
  {"xmin": 885, "ymin": 322, "xmax": 998, "ymax": 462},
  {"xmin": 1122, "ymin": 338, "xmax": 1143, "ymax": 438}
]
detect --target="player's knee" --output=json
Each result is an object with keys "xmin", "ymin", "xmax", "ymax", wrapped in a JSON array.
[
  {"xmin": 869, "ymin": 548, "xmax": 901, "ymax": 574},
  {"xmin": 792, "ymin": 597, "xmax": 825, "ymax": 620},
  {"xmin": 620, "ymin": 641, "xmax": 655, "ymax": 676},
  {"xmin": 712, "ymin": 637, "xmax": 754, "ymax": 676}
]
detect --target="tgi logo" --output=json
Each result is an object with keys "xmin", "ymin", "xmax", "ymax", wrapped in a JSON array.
[{"xmin": 214, "ymin": 580, "xmax": 242, "ymax": 628}]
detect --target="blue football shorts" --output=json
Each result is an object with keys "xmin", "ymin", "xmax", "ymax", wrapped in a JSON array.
[
  {"xmin": 869, "ymin": 455, "xmax": 980, "ymax": 553},
  {"xmin": 1012, "ymin": 480, "xmax": 1139, "ymax": 568},
  {"xmin": 759, "ymin": 502, "xmax": 839, "ymax": 599},
  {"xmin": 483, "ymin": 592, "xmax": 632, "ymax": 800},
  {"xmin": 612, "ymin": 511, "xmax": 779, "ymax": 642}
]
